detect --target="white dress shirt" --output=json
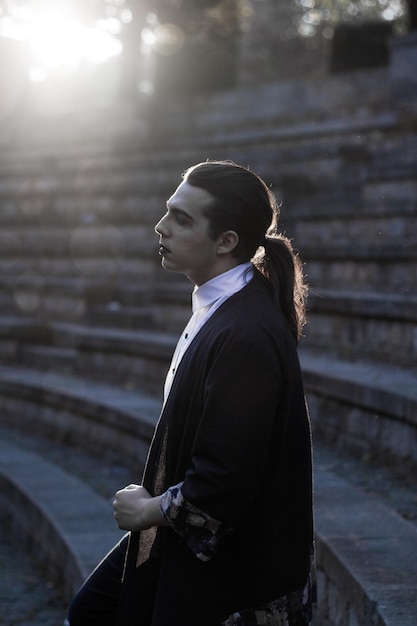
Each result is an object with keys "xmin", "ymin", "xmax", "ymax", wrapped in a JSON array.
[{"xmin": 163, "ymin": 262, "xmax": 253, "ymax": 403}]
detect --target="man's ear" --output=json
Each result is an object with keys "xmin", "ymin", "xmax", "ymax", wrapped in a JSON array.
[{"xmin": 216, "ymin": 230, "xmax": 239, "ymax": 255}]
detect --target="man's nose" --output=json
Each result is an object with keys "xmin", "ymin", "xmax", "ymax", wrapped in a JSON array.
[{"xmin": 155, "ymin": 215, "xmax": 168, "ymax": 236}]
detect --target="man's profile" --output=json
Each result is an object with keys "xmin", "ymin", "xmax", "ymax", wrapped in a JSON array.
[{"xmin": 67, "ymin": 160, "xmax": 315, "ymax": 626}]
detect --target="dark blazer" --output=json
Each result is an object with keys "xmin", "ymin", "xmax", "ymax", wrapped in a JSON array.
[{"xmin": 118, "ymin": 273, "xmax": 314, "ymax": 626}]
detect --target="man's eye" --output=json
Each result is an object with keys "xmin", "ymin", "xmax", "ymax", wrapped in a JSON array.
[{"xmin": 175, "ymin": 214, "xmax": 188, "ymax": 225}]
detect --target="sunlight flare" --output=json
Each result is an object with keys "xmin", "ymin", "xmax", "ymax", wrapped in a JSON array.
[{"xmin": 0, "ymin": 2, "xmax": 123, "ymax": 81}]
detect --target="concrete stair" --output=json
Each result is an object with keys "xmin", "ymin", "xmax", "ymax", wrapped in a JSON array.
[
  {"xmin": 0, "ymin": 438, "xmax": 122, "ymax": 600},
  {"xmin": 1, "ymin": 59, "xmax": 416, "ymax": 624},
  {"xmin": 1, "ymin": 367, "xmax": 416, "ymax": 625}
]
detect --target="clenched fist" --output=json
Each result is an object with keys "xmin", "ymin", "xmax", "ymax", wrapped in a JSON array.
[{"xmin": 112, "ymin": 484, "xmax": 168, "ymax": 532}]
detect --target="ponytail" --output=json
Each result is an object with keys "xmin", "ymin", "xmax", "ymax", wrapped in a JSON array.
[{"xmin": 253, "ymin": 235, "xmax": 307, "ymax": 343}]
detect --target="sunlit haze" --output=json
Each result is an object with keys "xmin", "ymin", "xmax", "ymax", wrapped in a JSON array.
[
  {"xmin": 0, "ymin": 1, "xmax": 123, "ymax": 82},
  {"xmin": 0, "ymin": 0, "xmax": 408, "ymax": 115}
]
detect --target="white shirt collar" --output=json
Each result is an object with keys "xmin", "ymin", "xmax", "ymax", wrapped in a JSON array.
[{"xmin": 192, "ymin": 262, "xmax": 253, "ymax": 313}]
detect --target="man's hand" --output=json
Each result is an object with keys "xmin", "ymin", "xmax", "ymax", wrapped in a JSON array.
[{"xmin": 113, "ymin": 484, "xmax": 168, "ymax": 532}]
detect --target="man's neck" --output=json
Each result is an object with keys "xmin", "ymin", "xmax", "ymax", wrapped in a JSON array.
[{"xmin": 188, "ymin": 259, "xmax": 242, "ymax": 288}]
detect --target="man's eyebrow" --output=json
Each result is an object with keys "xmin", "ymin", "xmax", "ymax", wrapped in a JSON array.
[{"xmin": 166, "ymin": 202, "xmax": 193, "ymax": 221}]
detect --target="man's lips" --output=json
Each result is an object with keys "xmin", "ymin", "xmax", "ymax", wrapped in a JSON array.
[{"xmin": 159, "ymin": 243, "xmax": 171, "ymax": 255}]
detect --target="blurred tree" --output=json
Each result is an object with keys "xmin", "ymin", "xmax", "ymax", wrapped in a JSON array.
[
  {"xmin": 293, "ymin": 0, "xmax": 409, "ymax": 38},
  {"xmin": 149, "ymin": 0, "xmax": 240, "ymax": 94},
  {"xmin": 0, "ymin": 0, "xmax": 413, "ymax": 97}
]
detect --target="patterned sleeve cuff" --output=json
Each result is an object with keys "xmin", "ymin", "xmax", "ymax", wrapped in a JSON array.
[{"xmin": 160, "ymin": 483, "xmax": 233, "ymax": 562}]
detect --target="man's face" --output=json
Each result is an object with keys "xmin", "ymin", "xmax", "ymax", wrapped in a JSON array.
[{"xmin": 155, "ymin": 180, "xmax": 221, "ymax": 286}]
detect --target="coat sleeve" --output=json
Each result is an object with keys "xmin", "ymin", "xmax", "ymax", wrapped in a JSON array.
[
  {"xmin": 160, "ymin": 482, "xmax": 234, "ymax": 561},
  {"xmin": 179, "ymin": 325, "xmax": 284, "ymax": 528}
]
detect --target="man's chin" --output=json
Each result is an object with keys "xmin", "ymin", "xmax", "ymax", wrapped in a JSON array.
[{"xmin": 161, "ymin": 258, "xmax": 179, "ymax": 273}]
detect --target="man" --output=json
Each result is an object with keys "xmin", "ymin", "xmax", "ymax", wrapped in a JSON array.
[{"xmin": 68, "ymin": 160, "xmax": 315, "ymax": 626}]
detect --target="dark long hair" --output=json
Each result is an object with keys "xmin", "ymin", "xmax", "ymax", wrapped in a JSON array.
[{"xmin": 184, "ymin": 160, "xmax": 307, "ymax": 342}]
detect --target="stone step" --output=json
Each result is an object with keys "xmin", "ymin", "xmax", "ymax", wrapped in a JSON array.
[
  {"xmin": 0, "ymin": 80, "xmax": 393, "ymax": 162},
  {"xmin": 303, "ymin": 290, "xmax": 417, "ymax": 369},
  {"xmin": 307, "ymin": 290, "xmax": 417, "ymax": 321},
  {"xmin": 288, "ymin": 207, "xmax": 417, "ymax": 248},
  {"xmin": 1, "ymin": 404, "xmax": 417, "ymax": 624},
  {"xmin": 87, "ymin": 304, "xmax": 156, "ymax": 330},
  {"xmin": 1, "ymin": 102, "xmax": 411, "ymax": 211},
  {"xmin": 0, "ymin": 280, "xmax": 155, "ymax": 325},
  {"xmin": 313, "ymin": 459, "xmax": 417, "ymax": 626},
  {"xmin": 1, "ymin": 314, "xmax": 194, "ymax": 391},
  {"xmin": 0, "ymin": 224, "xmax": 158, "ymax": 259},
  {"xmin": 0, "ymin": 192, "xmax": 166, "ymax": 227},
  {"xmin": 0, "ymin": 275, "xmax": 190, "ymax": 327},
  {"xmin": 0, "ymin": 439, "xmax": 122, "ymax": 601},
  {"xmin": 367, "ymin": 133, "xmax": 417, "ymax": 180},
  {"xmin": 0, "ymin": 159, "xmax": 179, "ymax": 200},
  {"xmin": 299, "ymin": 349, "xmax": 417, "ymax": 474},
  {"xmin": 0, "ymin": 364, "xmax": 162, "ymax": 469},
  {"xmin": 85, "ymin": 288, "xmax": 417, "ymax": 367},
  {"xmin": 0, "ymin": 274, "xmax": 161, "ymax": 301},
  {"xmin": 0, "ymin": 256, "xmax": 158, "ymax": 291},
  {"xmin": 1, "ymin": 178, "xmax": 414, "ymax": 229},
  {"xmin": 1, "ymin": 322, "xmax": 416, "ymax": 474},
  {"xmin": 144, "ymin": 71, "xmax": 393, "ymax": 137},
  {"xmin": 305, "ymin": 252, "xmax": 415, "ymax": 294},
  {"xmin": 363, "ymin": 178, "xmax": 417, "ymax": 213},
  {"xmin": 0, "ymin": 522, "xmax": 67, "ymax": 624}
]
